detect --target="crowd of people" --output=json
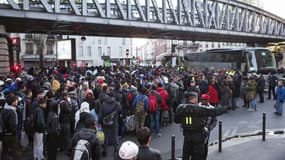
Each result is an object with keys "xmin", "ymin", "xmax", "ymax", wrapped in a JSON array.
[{"xmin": 0, "ymin": 65, "xmax": 282, "ymax": 160}]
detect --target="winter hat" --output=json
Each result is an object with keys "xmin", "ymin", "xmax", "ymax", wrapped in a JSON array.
[
  {"xmin": 201, "ymin": 94, "xmax": 210, "ymax": 100},
  {"xmin": 98, "ymin": 79, "xmax": 104, "ymax": 85},
  {"xmin": 119, "ymin": 141, "xmax": 139, "ymax": 160},
  {"xmin": 85, "ymin": 89, "xmax": 93, "ymax": 96},
  {"xmin": 16, "ymin": 77, "xmax": 22, "ymax": 82},
  {"xmin": 80, "ymin": 102, "xmax": 90, "ymax": 113}
]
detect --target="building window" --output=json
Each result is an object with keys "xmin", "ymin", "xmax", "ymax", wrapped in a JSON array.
[
  {"xmin": 211, "ymin": 43, "xmax": 215, "ymax": 48},
  {"xmin": 122, "ymin": 38, "xmax": 126, "ymax": 45},
  {"xmin": 87, "ymin": 46, "xmax": 92, "ymax": 57},
  {"xmin": 205, "ymin": 44, "xmax": 209, "ymax": 48},
  {"xmin": 98, "ymin": 47, "xmax": 102, "ymax": 56},
  {"xmin": 79, "ymin": 46, "xmax": 83, "ymax": 57},
  {"xmin": 119, "ymin": 47, "xmax": 123, "ymax": 56},
  {"xmin": 46, "ymin": 43, "xmax": 53, "ymax": 55},
  {"xmin": 104, "ymin": 38, "xmax": 108, "ymax": 45},
  {"xmin": 25, "ymin": 43, "xmax": 33, "ymax": 55},
  {"xmin": 98, "ymin": 39, "xmax": 102, "ymax": 45},
  {"xmin": 107, "ymin": 47, "xmax": 111, "ymax": 56},
  {"xmin": 218, "ymin": 43, "xmax": 221, "ymax": 48}
]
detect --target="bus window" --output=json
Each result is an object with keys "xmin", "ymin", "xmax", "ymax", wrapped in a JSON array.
[
  {"xmin": 255, "ymin": 49, "xmax": 276, "ymax": 70},
  {"xmin": 245, "ymin": 51, "xmax": 257, "ymax": 72}
]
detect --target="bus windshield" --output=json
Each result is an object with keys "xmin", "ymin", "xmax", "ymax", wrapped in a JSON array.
[{"xmin": 254, "ymin": 49, "xmax": 276, "ymax": 71}]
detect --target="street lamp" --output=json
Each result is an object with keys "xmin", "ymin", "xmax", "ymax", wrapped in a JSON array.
[
  {"xmin": 171, "ymin": 40, "xmax": 178, "ymax": 68},
  {"xmin": 81, "ymin": 36, "xmax": 87, "ymax": 66},
  {"xmin": 126, "ymin": 49, "xmax": 129, "ymax": 66}
]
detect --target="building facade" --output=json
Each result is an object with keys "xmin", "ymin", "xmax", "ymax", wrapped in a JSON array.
[
  {"xmin": 72, "ymin": 36, "xmax": 131, "ymax": 67},
  {"xmin": 17, "ymin": 33, "xmax": 132, "ymax": 68},
  {"xmin": 137, "ymin": 39, "xmax": 247, "ymax": 66}
]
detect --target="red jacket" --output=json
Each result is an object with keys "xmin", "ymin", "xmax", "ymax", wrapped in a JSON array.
[
  {"xmin": 208, "ymin": 84, "xmax": 219, "ymax": 104},
  {"xmin": 157, "ymin": 87, "xmax": 170, "ymax": 111}
]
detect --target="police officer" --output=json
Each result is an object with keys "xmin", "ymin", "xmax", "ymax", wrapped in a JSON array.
[
  {"xmin": 199, "ymin": 94, "xmax": 217, "ymax": 160},
  {"xmin": 174, "ymin": 92, "xmax": 226, "ymax": 160}
]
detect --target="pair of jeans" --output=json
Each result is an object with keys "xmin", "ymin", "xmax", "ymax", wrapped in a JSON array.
[
  {"xmin": 33, "ymin": 132, "xmax": 44, "ymax": 159},
  {"xmin": 274, "ymin": 101, "xmax": 283, "ymax": 114},
  {"xmin": 250, "ymin": 99, "xmax": 257, "ymax": 110},
  {"xmin": 149, "ymin": 111, "xmax": 160, "ymax": 134}
]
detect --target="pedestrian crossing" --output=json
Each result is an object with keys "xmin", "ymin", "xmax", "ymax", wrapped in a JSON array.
[{"xmin": 223, "ymin": 127, "xmax": 238, "ymax": 138}]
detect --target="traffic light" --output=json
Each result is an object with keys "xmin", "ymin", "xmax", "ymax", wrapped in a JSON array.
[{"xmin": 12, "ymin": 64, "xmax": 21, "ymax": 73}]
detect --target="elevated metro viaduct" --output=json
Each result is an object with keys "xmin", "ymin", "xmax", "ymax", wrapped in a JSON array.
[{"xmin": 0, "ymin": 0, "xmax": 285, "ymax": 75}]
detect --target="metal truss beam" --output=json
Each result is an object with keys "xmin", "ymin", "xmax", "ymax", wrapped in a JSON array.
[{"xmin": 1, "ymin": 0, "xmax": 285, "ymax": 41}]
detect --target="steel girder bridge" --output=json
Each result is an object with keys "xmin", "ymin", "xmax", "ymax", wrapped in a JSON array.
[{"xmin": 0, "ymin": 0, "xmax": 285, "ymax": 43}]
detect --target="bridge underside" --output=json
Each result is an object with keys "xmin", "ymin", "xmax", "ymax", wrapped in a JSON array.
[{"xmin": 0, "ymin": 12, "xmax": 284, "ymax": 43}]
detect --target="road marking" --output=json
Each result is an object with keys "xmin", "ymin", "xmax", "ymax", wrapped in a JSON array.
[
  {"xmin": 231, "ymin": 127, "xmax": 238, "ymax": 136},
  {"xmin": 223, "ymin": 130, "xmax": 231, "ymax": 138}
]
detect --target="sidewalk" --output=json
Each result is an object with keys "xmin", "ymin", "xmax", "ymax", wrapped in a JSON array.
[
  {"xmin": 207, "ymin": 135, "xmax": 285, "ymax": 160},
  {"xmin": 162, "ymin": 134, "xmax": 285, "ymax": 160}
]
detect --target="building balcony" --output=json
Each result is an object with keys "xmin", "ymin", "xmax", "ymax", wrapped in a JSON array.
[
  {"xmin": 25, "ymin": 51, "xmax": 34, "ymax": 55},
  {"xmin": 46, "ymin": 50, "xmax": 54, "ymax": 55},
  {"xmin": 24, "ymin": 34, "xmax": 33, "ymax": 40}
]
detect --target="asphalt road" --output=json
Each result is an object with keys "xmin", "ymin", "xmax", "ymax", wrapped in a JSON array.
[{"xmin": 20, "ymin": 97, "xmax": 285, "ymax": 160}]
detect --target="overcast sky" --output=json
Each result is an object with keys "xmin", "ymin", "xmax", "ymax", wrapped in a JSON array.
[{"xmin": 260, "ymin": 0, "xmax": 285, "ymax": 19}]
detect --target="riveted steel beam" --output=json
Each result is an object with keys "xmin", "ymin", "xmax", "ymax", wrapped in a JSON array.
[
  {"xmin": 151, "ymin": 0, "xmax": 163, "ymax": 23},
  {"xmin": 0, "ymin": 0, "xmax": 285, "ymax": 40},
  {"xmin": 39, "ymin": 0, "xmax": 53, "ymax": 13},
  {"xmin": 115, "ymin": 0, "xmax": 126, "ymax": 19},
  {"xmin": 68, "ymin": 0, "xmax": 80, "ymax": 15},
  {"xmin": 167, "ymin": 0, "xmax": 178, "ymax": 24},
  {"xmin": 134, "ymin": 0, "xmax": 146, "ymax": 21},
  {"xmin": 82, "ymin": 0, "xmax": 87, "ymax": 16},
  {"xmin": 7, "ymin": 0, "xmax": 20, "ymax": 10}
]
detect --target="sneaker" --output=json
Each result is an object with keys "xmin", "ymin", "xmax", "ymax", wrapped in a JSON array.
[
  {"xmin": 156, "ymin": 133, "xmax": 162, "ymax": 137},
  {"xmin": 248, "ymin": 108, "xmax": 255, "ymax": 112},
  {"xmin": 274, "ymin": 112, "xmax": 282, "ymax": 116}
]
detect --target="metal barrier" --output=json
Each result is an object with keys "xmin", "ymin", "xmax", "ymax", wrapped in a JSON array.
[
  {"xmin": 219, "ymin": 121, "xmax": 222, "ymax": 152},
  {"xmin": 171, "ymin": 135, "xmax": 175, "ymax": 160},
  {"xmin": 171, "ymin": 113, "xmax": 268, "ymax": 159},
  {"xmin": 262, "ymin": 113, "xmax": 266, "ymax": 141}
]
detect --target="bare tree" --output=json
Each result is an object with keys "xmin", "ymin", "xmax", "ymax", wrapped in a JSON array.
[{"xmin": 33, "ymin": 34, "xmax": 47, "ymax": 69}]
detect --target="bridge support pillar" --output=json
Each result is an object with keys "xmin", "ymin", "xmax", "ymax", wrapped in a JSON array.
[{"xmin": 0, "ymin": 25, "xmax": 10, "ymax": 76}]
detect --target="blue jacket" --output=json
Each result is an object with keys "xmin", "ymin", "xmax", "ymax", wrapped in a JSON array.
[
  {"xmin": 8, "ymin": 82, "xmax": 19, "ymax": 92},
  {"xmin": 132, "ymin": 94, "xmax": 149, "ymax": 112},
  {"xmin": 276, "ymin": 86, "xmax": 285, "ymax": 102}
]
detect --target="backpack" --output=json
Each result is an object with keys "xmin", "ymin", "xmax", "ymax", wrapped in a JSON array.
[
  {"xmin": 135, "ymin": 97, "xmax": 145, "ymax": 115},
  {"xmin": 149, "ymin": 93, "xmax": 158, "ymax": 113},
  {"xmin": 47, "ymin": 113, "xmax": 61, "ymax": 135},
  {"xmin": 102, "ymin": 111, "xmax": 116, "ymax": 126},
  {"xmin": 124, "ymin": 115, "xmax": 135, "ymax": 132},
  {"xmin": 71, "ymin": 139, "xmax": 92, "ymax": 160},
  {"xmin": 127, "ymin": 92, "xmax": 133, "ymax": 104}
]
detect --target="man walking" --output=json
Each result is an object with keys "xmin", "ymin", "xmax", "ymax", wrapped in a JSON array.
[
  {"xmin": 136, "ymin": 127, "xmax": 162, "ymax": 160},
  {"xmin": 274, "ymin": 80, "xmax": 285, "ymax": 116},
  {"xmin": 33, "ymin": 99, "xmax": 47, "ymax": 160},
  {"xmin": 1, "ymin": 95, "xmax": 21, "ymax": 160}
]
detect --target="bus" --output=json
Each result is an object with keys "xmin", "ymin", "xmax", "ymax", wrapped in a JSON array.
[
  {"xmin": 267, "ymin": 42, "xmax": 285, "ymax": 69},
  {"xmin": 184, "ymin": 48, "xmax": 277, "ymax": 75}
]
